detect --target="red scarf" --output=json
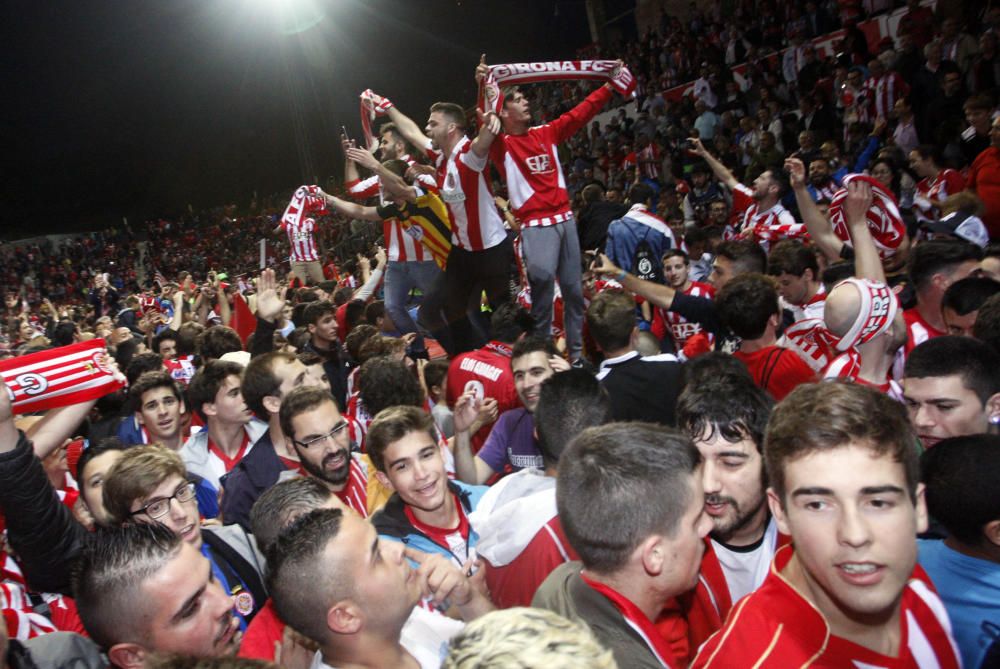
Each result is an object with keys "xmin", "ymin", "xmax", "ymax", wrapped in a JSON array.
[
  {"xmin": 0, "ymin": 340, "xmax": 125, "ymax": 415},
  {"xmin": 478, "ymin": 60, "xmax": 636, "ymax": 115}
]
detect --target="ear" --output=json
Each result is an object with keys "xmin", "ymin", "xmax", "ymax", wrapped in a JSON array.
[
  {"xmin": 768, "ymin": 312, "xmax": 781, "ymax": 330},
  {"xmin": 803, "ymin": 268, "xmax": 814, "ymax": 284},
  {"xmin": 913, "ymin": 482, "xmax": 929, "ymax": 535},
  {"xmin": 201, "ymin": 400, "xmax": 218, "ymax": 419},
  {"xmin": 983, "ymin": 519, "xmax": 1000, "ymax": 548},
  {"xmin": 327, "ymin": 600, "xmax": 363, "ymax": 635},
  {"xmin": 308, "ymin": 323, "xmax": 317, "ymax": 335},
  {"xmin": 986, "ymin": 392, "xmax": 1000, "ymax": 425},
  {"xmin": 135, "ymin": 410, "xmax": 145, "ymax": 427},
  {"xmin": 107, "ymin": 643, "xmax": 146, "ymax": 669},
  {"xmin": 638, "ymin": 535, "xmax": 666, "ymax": 576},
  {"xmin": 767, "ymin": 487, "xmax": 791, "ymax": 536},
  {"xmin": 262, "ymin": 394, "xmax": 282, "ymax": 416},
  {"xmin": 375, "ymin": 470, "xmax": 395, "ymax": 492}
]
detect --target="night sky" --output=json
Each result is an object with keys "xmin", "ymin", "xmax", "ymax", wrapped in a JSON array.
[{"xmin": 3, "ymin": 0, "xmax": 591, "ymax": 236}]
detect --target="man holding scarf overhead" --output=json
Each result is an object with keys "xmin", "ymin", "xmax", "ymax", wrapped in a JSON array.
[{"xmin": 476, "ymin": 56, "xmax": 634, "ymax": 364}]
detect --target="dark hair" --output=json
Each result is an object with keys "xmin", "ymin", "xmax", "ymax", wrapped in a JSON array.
[
  {"xmin": 907, "ymin": 240, "xmax": 983, "ymax": 293},
  {"xmin": 821, "ymin": 261, "xmax": 856, "ymax": 290},
  {"xmin": 358, "ymin": 357, "xmax": 424, "ymax": 417},
  {"xmin": 490, "ymin": 303, "xmax": 534, "ymax": 344},
  {"xmin": 186, "ymin": 360, "xmax": 244, "ymax": 421},
  {"xmin": 911, "ymin": 143, "xmax": 943, "ymax": 166},
  {"xmin": 344, "ymin": 300, "xmax": 367, "ymax": 334},
  {"xmin": 921, "ymin": 434, "xmax": 1000, "ymax": 546},
  {"xmin": 510, "ymin": 335, "xmax": 558, "ymax": 365},
  {"xmin": 716, "ymin": 240, "xmax": 767, "ymax": 275},
  {"xmin": 974, "ymin": 293, "xmax": 1000, "ymax": 355},
  {"xmin": 129, "ymin": 370, "xmax": 182, "ymax": 406},
  {"xmin": 278, "ymin": 385, "xmax": 337, "ymax": 443},
  {"xmin": 767, "ymin": 240, "xmax": 818, "ymax": 278},
  {"xmin": 628, "ymin": 182, "xmax": 655, "ymax": 207},
  {"xmin": 534, "ymin": 369, "xmax": 611, "ymax": 469},
  {"xmin": 344, "ymin": 324, "xmax": 378, "ymax": 362},
  {"xmin": 941, "ymin": 277, "xmax": 1000, "ymax": 316},
  {"xmin": 679, "ymin": 351, "xmax": 753, "ymax": 389},
  {"xmin": 125, "ymin": 352, "xmax": 165, "ymax": 386},
  {"xmin": 197, "ymin": 326, "xmax": 243, "ymax": 361},
  {"xmin": 242, "ymin": 351, "xmax": 297, "ymax": 419},
  {"xmin": 267, "ymin": 508, "xmax": 348, "ymax": 644},
  {"xmin": 175, "ymin": 322, "xmax": 203, "ymax": 356},
  {"xmin": 663, "ymin": 248, "xmax": 688, "ymax": 263},
  {"xmin": 586, "ymin": 291, "xmax": 636, "ymax": 352},
  {"xmin": 677, "ymin": 377, "xmax": 774, "ymax": 454},
  {"xmin": 153, "ymin": 329, "xmax": 178, "ymax": 355},
  {"xmin": 423, "ymin": 359, "xmax": 449, "ymax": 391},
  {"xmin": 303, "ymin": 300, "xmax": 336, "ymax": 327},
  {"xmin": 250, "ymin": 475, "xmax": 334, "ymax": 556},
  {"xmin": 429, "ymin": 102, "xmax": 467, "ymax": 131},
  {"xmin": 52, "ymin": 320, "xmax": 78, "ymax": 347},
  {"xmin": 558, "ymin": 423, "xmax": 701, "ymax": 573},
  {"xmin": 715, "ymin": 274, "xmax": 780, "ymax": 340},
  {"xmin": 366, "ymin": 405, "xmax": 436, "ymax": 473},
  {"xmin": 364, "ymin": 300, "xmax": 385, "ymax": 325},
  {"xmin": 765, "ymin": 382, "xmax": 919, "ymax": 502},
  {"xmin": 904, "ymin": 336, "xmax": 1000, "ymax": 404},
  {"xmin": 76, "ymin": 438, "xmax": 126, "ymax": 491},
  {"xmin": 379, "ymin": 121, "xmax": 405, "ymax": 146},
  {"xmin": 73, "ymin": 523, "xmax": 182, "ymax": 648}
]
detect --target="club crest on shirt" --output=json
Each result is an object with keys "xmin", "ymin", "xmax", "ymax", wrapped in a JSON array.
[{"xmin": 525, "ymin": 154, "xmax": 552, "ymax": 174}]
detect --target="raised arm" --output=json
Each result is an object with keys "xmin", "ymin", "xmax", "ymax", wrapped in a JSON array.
[
  {"xmin": 842, "ymin": 180, "xmax": 885, "ymax": 283},
  {"xmin": 591, "ymin": 253, "xmax": 677, "ymax": 309},
  {"xmin": 786, "ymin": 157, "xmax": 845, "ymax": 262},
  {"xmin": 688, "ymin": 136, "xmax": 740, "ymax": 191},
  {"xmin": 317, "ymin": 188, "xmax": 382, "ymax": 221},
  {"xmin": 24, "ymin": 399, "xmax": 98, "ymax": 460},
  {"xmin": 345, "ymin": 147, "xmax": 417, "ymax": 205},
  {"xmin": 470, "ymin": 112, "xmax": 501, "ymax": 159},
  {"xmin": 365, "ymin": 91, "xmax": 429, "ymax": 153}
]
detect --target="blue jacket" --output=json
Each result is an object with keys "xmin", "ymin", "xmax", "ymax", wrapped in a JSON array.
[
  {"xmin": 220, "ymin": 430, "xmax": 286, "ymax": 532},
  {"xmin": 373, "ymin": 480, "xmax": 488, "ymax": 564},
  {"xmin": 604, "ymin": 205, "xmax": 676, "ymax": 280}
]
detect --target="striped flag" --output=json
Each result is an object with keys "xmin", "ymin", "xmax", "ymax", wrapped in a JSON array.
[
  {"xmin": 0, "ymin": 339, "xmax": 126, "ymax": 415},
  {"xmin": 152, "ymin": 267, "xmax": 168, "ymax": 287}
]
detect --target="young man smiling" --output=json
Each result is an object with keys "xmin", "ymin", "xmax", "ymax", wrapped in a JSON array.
[
  {"xmin": 692, "ymin": 382, "xmax": 960, "ymax": 667},
  {"xmin": 369, "ymin": 406, "xmax": 488, "ymax": 570},
  {"xmin": 117, "ymin": 371, "xmax": 187, "ymax": 449}
]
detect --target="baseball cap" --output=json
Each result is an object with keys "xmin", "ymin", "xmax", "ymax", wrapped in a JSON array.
[{"xmin": 924, "ymin": 210, "xmax": 990, "ymax": 248}]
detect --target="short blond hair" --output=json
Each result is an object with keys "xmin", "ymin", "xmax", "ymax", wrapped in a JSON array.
[
  {"xmin": 443, "ymin": 608, "xmax": 617, "ymax": 669},
  {"xmin": 103, "ymin": 444, "xmax": 188, "ymax": 524}
]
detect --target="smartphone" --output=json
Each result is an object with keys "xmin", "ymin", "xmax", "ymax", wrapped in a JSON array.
[{"xmin": 341, "ymin": 125, "xmax": 351, "ymax": 141}]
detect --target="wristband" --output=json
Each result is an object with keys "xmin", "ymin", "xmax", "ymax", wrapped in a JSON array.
[{"xmin": 614, "ymin": 270, "xmax": 627, "ymax": 283}]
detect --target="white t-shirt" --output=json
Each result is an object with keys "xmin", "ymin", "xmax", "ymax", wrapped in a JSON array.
[{"xmin": 712, "ymin": 518, "xmax": 779, "ymax": 604}]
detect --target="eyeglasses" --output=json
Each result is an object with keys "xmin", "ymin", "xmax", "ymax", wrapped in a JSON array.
[
  {"xmin": 292, "ymin": 421, "xmax": 350, "ymax": 449},
  {"xmin": 129, "ymin": 482, "xmax": 197, "ymax": 520}
]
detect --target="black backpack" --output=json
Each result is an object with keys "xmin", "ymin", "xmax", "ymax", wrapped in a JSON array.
[{"xmin": 631, "ymin": 232, "xmax": 663, "ymax": 283}]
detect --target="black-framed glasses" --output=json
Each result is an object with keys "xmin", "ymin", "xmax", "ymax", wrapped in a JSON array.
[
  {"xmin": 129, "ymin": 481, "xmax": 197, "ymax": 520},
  {"xmin": 292, "ymin": 421, "xmax": 349, "ymax": 449}
]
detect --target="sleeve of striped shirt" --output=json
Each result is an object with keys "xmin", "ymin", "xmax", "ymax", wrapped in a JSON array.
[{"xmin": 346, "ymin": 175, "xmax": 380, "ymax": 200}]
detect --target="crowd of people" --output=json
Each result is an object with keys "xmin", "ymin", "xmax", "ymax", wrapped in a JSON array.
[{"xmin": 2, "ymin": 0, "xmax": 1000, "ymax": 667}]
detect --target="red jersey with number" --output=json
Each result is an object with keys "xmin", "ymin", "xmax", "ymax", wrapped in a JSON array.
[
  {"xmin": 489, "ymin": 87, "xmax": 612, "ymax": 227},
  {"xmin": 446, "ymin": 341, "xmax": 520, "ymax": 452},
  {"xmin": 692, "ymin": 545, "xmax": 961, "ymax": 669}
]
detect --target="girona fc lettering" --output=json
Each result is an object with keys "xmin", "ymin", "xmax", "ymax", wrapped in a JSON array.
[{"xmin": 525, "ymin": 154, "xmax": 552, "ymax": 174}]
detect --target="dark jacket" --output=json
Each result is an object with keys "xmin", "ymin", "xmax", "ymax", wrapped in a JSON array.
[
  {"xmin": 596, "ymin": 351, "xmax": 683, "ymax": 426},
  {"xmin": 0, "ymin": 430, "xmax": 267, "ymax": 620},
  {"xmin": 373, "ymin": 481, "xmax": 487, "ymax": 561},
  {"xmin": 533, "ymin": 562, "xmax": 669, "ymax": 669},
  {"xmin": 220, "ymin": 429, "xmax": 287, "ymax": 531}
]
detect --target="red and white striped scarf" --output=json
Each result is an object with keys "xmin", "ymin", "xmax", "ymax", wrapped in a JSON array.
[
  {"xmin": 280, "ymin": 185, "xmax": 328, "ymax": 231},
  {"xmin": 478, "ymin": 60, "xmax": 636, "ymax": 115},
  {"xmin": 828, "ymin": 174, "xmax": 906, "ymax": 259},
  {"xmin": 359, "ymin": 89, "xmax": 396, "ymax": 151},
  {"xmin": 784, "ymin": 278, "xmax": 898, "ymax": 379},
  {"xmin": 0, "ymin": 339, "xmax": 125, "ymax": 415}
]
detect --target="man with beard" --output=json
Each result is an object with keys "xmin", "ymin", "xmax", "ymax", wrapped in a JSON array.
[
  {"xmin": 651, "ymin": 249, "xmax": 716, "ymax": 353},
  {"xmin": 805, "ymin": 157, "xmax": 840, "ymax": 207},
  {"xmin": 676, "ymin": 377, "xmax": 784, "ymax": 649},
  {"xmin": 278, "ymin": 386, "xmax": 370, "ymax": 516}
]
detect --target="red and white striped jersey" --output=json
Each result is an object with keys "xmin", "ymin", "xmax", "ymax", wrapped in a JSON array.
[
  {"xmin": 425, "ymin": 136, "xmax": 507, "ymax": 251},
  {"xmin": 280, "ymin": 185, "xmax": 327, "ymax": 262},
  {"xmin": 337, "ymin": 455, "xmax": 370, "ymax": 518},
  {"xmin": 862, "ymin": 72, "xmax": 910, "ymax": 121},
  {"xmin": 692, "ymin": 545, "xmax": 961, "ymax": 669},
  {"xmin": 731, "ymin": 184, "xmax": 806, "ymax": 250},
  {"xmin": 1, "ymin": 555, "xmax": 57, "ymax": 641},
  {"xmin": 652, "ymin": 281, "xmax": 716, "ymax": 349},
  {"xmin": 490, "ymin": 87, "xmax": 613, "ymax": 228},
  {"xmin": 346, "ymin": 154, "xmax": 437, "ymax": 263},
  {"xmin": 282, "ymin": 217, "xmax": 320, "ymax": 263},
  {"xmin": 902, "ymin": 307, "xmax": 945, "ymax": 358},
  {"xmin": 914, "ymin": 169, "xmax": 966, "ymax": 224}
]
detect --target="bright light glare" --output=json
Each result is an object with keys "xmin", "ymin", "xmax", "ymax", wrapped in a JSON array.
[{"xmin": 248, "ymin": 0, "xmax": 325, "ymax": 35}]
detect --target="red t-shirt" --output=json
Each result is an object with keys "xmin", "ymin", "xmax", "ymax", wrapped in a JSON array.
[
  {"xmin": 902, "ymin": 307, "xmax": 945, "ymax": 358},
  {"xmin": 733, "ymin": 346, "xmax": 816, "ymax": 401},
  {"xmin": 238, "ymin": 599, "xmax": 284, "ymax": 661},
  {"xmin": 485, "ymin": 517, "xmax": 577, "ymax": 609}
]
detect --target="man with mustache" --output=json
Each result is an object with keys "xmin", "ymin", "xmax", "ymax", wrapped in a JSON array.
[
  {"xmin": 676, "ymin": 376, "xmax": 785, "ymax": 651},
  {"xmin": 278, "ymin": 386, "xmax": 370, "ymax": 515}
]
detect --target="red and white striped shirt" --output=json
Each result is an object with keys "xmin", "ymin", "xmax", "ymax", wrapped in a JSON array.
[
  {"xmin": 692, "ymin": 545, "xmax": 961, "ymax": 668},
  {"xmin": 863, "ymin": 72, "xmax": 910, "ymax": 121},
  {"xmin": 490, "ymin": 87, "xmax": 613, "ymax": 228},
  {"xmin": 652, "ymin": 281, "xmax": 715, "ymax": 349},
  {"xmin": 346, "ymin": 154, "xmax": 437, "ymax": 263},
  {"xmin": 336, "ymin": 455, "xmax": 369, "ymax": 517},
  {"xmin": 1, "ymin": 556, "xmax": 57, "ymax": 641},
  {"xmin": 282, "ymin": 217, "xmax": 320, "ymax": 263},
  {"xmin": 914, "ymin": 169, "xmax": 966, "ymax": 224},
  {"xmin": 732, "ymin": 184, "xmax": 806, "ymax": 249},
  {"xmin": 426, "ymin": 136, "xmax": 506, "ymax": 251}
]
